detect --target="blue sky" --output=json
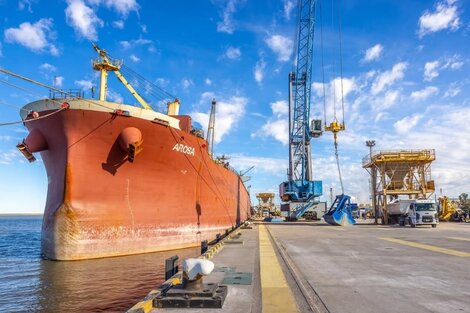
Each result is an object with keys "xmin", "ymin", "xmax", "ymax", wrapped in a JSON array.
[{"xmin": 0, "ymin": 0, "xmax": 469, "ymax": 213}]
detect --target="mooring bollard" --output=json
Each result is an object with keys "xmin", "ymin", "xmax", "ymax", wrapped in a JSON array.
[
  {"xmin": 182, "ymin": 258, "xmax": 215, "ymax": 289},
  {"xmin": 201, "ymin": 240, "xmax": 208, "ymax": 254},
  {"xmin": 216, "ymin": 233, "xmax": 221, "ymax": 243},
  {"xmin": 165, "ymin": 255, "xmax": 179, "ymax": 280}
]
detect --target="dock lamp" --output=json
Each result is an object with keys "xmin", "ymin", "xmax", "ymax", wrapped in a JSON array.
[
  {"xmin": 366, "ymin": 140, "xmax": 375, "ymax": 158},
  {"xmin": 365, "ymin": 140, "xmax": 377, "ymax": 223}
]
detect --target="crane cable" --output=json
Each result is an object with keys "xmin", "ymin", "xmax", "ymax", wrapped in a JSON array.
[
  {"xmin": 0, "ymin": 67, "xmax": 118, "ymax": 127},
  {"xmin": 319, "ymin": 0, "xmax": 327, "ymax": 127},
  {"xmin": 321, "ymin": 0, "xmax": 345, "ymax": 194},
  {"xmin": 0, "ymin": 78, "xmax": 67, "ymax": 126},
  {"xmin": 336, "ymin": 0, "xmax": 345, "ymax": 194}
]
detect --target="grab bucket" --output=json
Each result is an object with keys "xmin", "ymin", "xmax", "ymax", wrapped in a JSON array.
[{"xmin": 324, "ymin": 194, "xmax": 356, "ymax": 226}]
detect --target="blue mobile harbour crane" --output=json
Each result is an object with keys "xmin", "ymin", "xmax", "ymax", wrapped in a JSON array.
[{"xmin": 279, "ymin": 0, "xmax": 355, "ymax": 226}]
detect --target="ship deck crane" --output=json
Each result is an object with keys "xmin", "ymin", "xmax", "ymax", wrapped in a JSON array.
[{"xmin": 92, "ymin": 44, "xmax": 180, "ymax": 114}]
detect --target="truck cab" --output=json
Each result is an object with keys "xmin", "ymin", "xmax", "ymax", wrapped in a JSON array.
[{"xmin": 414, "ymin": 200, "xmax": 439, "ymax": 227}]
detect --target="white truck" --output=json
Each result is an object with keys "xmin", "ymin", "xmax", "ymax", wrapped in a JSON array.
[{"xmin": 386, "ymin": 199, "xmax": 438, "ymax": 228}]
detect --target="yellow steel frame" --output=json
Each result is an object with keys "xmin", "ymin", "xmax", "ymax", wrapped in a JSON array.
[
  {"xmin": 363, "ymin": 149, "xmax": 436, "ymax": 224},
  {"xmin": 92, "ymin": 44, "xmax": 153, "ymax": 111},
  {"xmin": 256, "ymin": 193, "xmax": 275, "ymax": 215}
]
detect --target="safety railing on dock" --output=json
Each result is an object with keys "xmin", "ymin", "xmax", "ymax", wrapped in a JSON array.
[{"xmin": 362, "ymin": 149, "xmax": 435, "ymax": 167}]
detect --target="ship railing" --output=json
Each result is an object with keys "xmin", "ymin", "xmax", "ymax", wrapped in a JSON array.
[
  {"xmin": 214, "ymin": 159, "xmax": 239, "ymax": 175},
  {"xmin": 49, "ymin": 89, "xmax": 84, "ymax": 100}
]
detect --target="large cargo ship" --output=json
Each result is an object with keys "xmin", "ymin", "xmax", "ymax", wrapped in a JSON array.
[{"xmin": 15, "ymin": 45, "xmax": 251, "ymax": 260}]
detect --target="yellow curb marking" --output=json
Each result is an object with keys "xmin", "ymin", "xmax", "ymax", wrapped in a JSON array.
[
  {"xmin": 380, "ymin": 237, "xmax": 470, "ymax": 257},
  {"xmin": 259, "ymin": 225, "xmax": 298, "ymax": 313}
]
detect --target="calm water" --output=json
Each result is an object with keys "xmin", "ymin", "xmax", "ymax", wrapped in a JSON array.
[{"xmin": 0, "ymin": 215, "xmax": 199, "ymax": 313}]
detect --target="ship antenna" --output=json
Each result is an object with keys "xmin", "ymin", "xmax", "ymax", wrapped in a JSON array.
[{"xmin": 206, "ymin": 98, "xmax": 216, "ymax": 159}]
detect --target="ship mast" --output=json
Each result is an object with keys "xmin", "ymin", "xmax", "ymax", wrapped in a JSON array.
[
  {"xmin": 92, "ymin": 43, "xmax": 153, "ymax": 111},
  {"xmin": 206, "ymin": 98, "xmax": 216, "ymax": 158}
]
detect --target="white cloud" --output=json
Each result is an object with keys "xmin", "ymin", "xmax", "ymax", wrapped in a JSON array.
[
  {"xmin": 371, "ymin": 62, "xmax": 407, "ymax": 95},
  {"xmin": 181, "ymin": 78, "xmax": 194, "ymax": 90},
  {"xmin": 410, "ymin": 86, "xmax": 439, "ymax": 102},
  {"xmin": 254, "ymin": 58, "xmax": 266, "ymax": 83},
  {"xmin": 155, "ymin": 77, "xmax": 169, "ymax": 88},
  {"xmin": 39, "ymin": 63, "xmax": 57, "ymax": 75},
  {"xmin": 205, "ymin": 78, "xmax": 212, "ymax": 86},
  {"xmin": 225, "ymin": 46, "xmax": 241, "ymax": 59},
  {"xmin": 65, "ymin": 0, "xmax": 103, "ymax": 41},
  {"xmin": 377, "ymin": 90, "xmax": 400, "ymax": 111},
  {"xmin": 112, "ymin": 20, "xmax": 124, "ymax": 29},
  {"xmin": 0, "ymin": 135, "xmax": 12, "ymax": 142},
  {"xmin": 0, "ymin": 150, "xmax": 22, "ymax": 165},
  {"xmin": 4, "ymin": 18, "xmax": 59, "ymax": 55},
  {"xmin": 216, "ymin": 0, "xmax": 241, "ymax": 34},
  {"xmin": 130, "ymin": 54, "xmax": 140, "ymax": 62},
  {"xmin": 265, "ymin": 34, "xmax": 293, "ymax": 62},
  {"xmin": 75, "ymin": 79, "xmax": 93, "ymax": 90},
  {"xmin": 418, "ymin": 0, "xmax": 460, "ymax": 37},
  {"xmin": 253, "ymin": 100, "xmax": 289, "ymax": 145},
  {"xmin": 424, "ymin": 60, "xmax": 440, "ymax": 81},
  {"xmin": 230, "ymin": 154, "xmax": 287, "ymax": 174},
  {"xmin": 107, "ymin": 89, "xmax": 123, "ymax": 103},
  {"xmin": 18, "ymin": 0, "xmax": 37, "ymax": 12},
  {"xmin": 444, "ymin": 82, "xmax": 460, "ymax": 98},
  {"xmin": 271, "ymin": 100, "xmax": 288, "ymax": 117},
  {"xmin": 312, "ymin": 77, "xmax": 357, "ymax": 119},
  {"xmin": 283, "ymin": 0, "xmax": 295, "ymax": 20},
  {"xmin": 101, "ymin": 0, "xmax": 139, "ymax": 17},
  {"xmin": 442, "ymin": 54, "xmax": 464, "ymax": 70},
  {"xmin": 363, "ymin": 44, "xmax": 383, "ymax": 62},
  {"xmin": 191, "ymin": 94, "xmax": 247, "ymax": 143},
  {"xmin": 424, "ymin": 55, "xmax": 463, "ymax": 82},
  {"xmin": 54, "ymin": 76, "xmax": 64, "ymax": 87},
  {"xmin": 393, "ymin": 114, "xmax": 422, "ymax": 134},
  {"xmin": 374, "ymin": 112, "xmax": 387, "ymax": 123},
  {"xmin": 260, "ymin": 119, "xmax": 289, "ymax": 145},
  {"xmin": 119, "ymin": 38, "xmax": 153, "ymax": 49}
]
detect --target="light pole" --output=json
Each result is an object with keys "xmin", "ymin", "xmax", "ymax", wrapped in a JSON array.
[
  {"xmin": 366, "ymin": 140, "xmax": 377, "ymax": 223},
  {"xmin": 366, "ymin": 140, "xmax": 375, "ymax": 159}
]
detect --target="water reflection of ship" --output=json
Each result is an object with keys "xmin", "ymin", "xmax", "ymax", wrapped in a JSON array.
[{"xmin": 36, "ymin": 248, "xmax": 199, "ymax": 312}]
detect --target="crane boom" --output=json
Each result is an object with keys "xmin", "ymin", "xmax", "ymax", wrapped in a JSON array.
[
  {"xmin": 280, "ymin": 0, "xmax": 322, "ymax": 203},
  {"xmin": 92, "ymin": 43, "xmax": 153, "ymax": 111},
  {"xmin": 113, "ymin": 70, "xmax": 153, "ymax": 110}
]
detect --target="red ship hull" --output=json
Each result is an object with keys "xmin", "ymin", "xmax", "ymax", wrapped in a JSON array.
[{"xmin": 20, "ymin": 99, "xmax": 251, "ymax": 260}]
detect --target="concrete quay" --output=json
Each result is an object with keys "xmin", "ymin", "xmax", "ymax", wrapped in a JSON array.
[{"xmin": 128, "ymin": 221, "xmax": 470, "ymax": 313}]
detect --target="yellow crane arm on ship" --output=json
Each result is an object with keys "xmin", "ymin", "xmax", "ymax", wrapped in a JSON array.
[
  {"xmin": 113, "ymin": 70, "xmax": 152, "ymax": 110},
  {"xmin": 92, "ymin": 43, "xmax": 153, "ymax": 111}
]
